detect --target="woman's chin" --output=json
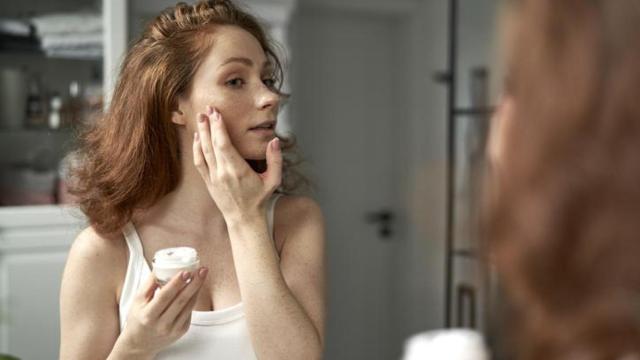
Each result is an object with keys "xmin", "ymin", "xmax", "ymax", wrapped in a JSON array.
[
  {"xmin": 239, "ymin": 145, "xmax": 268, "ymax": 161},
  {"xmin": 244, "ymin": 154, "xmax": 267, "ymax": 161}
]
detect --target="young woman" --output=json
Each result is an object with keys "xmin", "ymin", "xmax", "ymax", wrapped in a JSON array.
[
  {"xmin": 486, "ymin": 0, "xmax": 640, "ymax": 359},
  {"xmin": 59, "ymin": 1, "xmax": 325, "ymax": 359}
]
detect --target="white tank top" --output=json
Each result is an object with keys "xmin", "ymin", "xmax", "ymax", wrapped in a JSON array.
[{"xmin": 118, "ymin": 194, "xmax": 282, "ymax": 360}]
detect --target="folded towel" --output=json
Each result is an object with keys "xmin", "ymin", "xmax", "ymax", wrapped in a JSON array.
[
  {"xmin": 45, "ymin": 47, "xmax": 102, "ymax": 59},
  {"xmin": 30, "ymin": 12, "xmax": 101, "ymax": 36},
  {"xmin": 0, "ymin": 19, "xmax": 31, "ymax": 37},
  {"xmin": 402, "ymin": 330, "xmax": 489, "ymax": 360},
  {"xmin": 40, "ymin": 32, "xmax": 102, "ymax": 50}
]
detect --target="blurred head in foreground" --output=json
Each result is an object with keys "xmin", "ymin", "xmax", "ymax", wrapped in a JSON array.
[{"xmin": 486, "ymin": 0, "xmax": 640, "ymax": 359}]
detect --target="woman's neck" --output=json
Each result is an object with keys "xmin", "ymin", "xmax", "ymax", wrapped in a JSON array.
[{"xmin": 136, "ymin": 169, "xmax": 227, "ymax": 234}]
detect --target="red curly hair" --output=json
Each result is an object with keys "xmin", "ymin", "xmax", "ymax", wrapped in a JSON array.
[{"xmin": 69, "ymin": 0, "xmax": 303, "ymax": 236}]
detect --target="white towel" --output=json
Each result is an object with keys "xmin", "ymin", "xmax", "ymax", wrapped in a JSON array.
[
  {"xmin": 45, "ymin": 47, "xmax": 102, "ymax": 59},
  {"xmin": 402, "ymin": 330, "xmax": 489, "ymax": 360},
  {"xmin": 0, "ymin": 19, "xmax": 31, "ymax": 37},
  {"xmin": 30, "ymin": 12, "xmax": 101, "ymax": 36},
  {"xmin": 40, "ymin": 32, "xmax": 102, "ymax": 50}
]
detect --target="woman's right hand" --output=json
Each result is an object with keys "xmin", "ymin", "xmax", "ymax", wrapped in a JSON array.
[{"xmin": 114, "ymin": 267, "xmax": 209, "ymax": 359}]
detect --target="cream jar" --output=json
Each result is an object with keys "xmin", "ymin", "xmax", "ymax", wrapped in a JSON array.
[{"xmin": 152, "ymin": 247, "xmax": 200, "ymax": 285}]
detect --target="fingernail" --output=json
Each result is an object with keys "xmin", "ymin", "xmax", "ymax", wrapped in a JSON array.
[
  {"xmin": 213, "ymin": 109, "xmax": 221, "ymax": 122},
  {"xmin": 194, "ymin": 132, "xmax": 199, "ymax": 141},
  {"xmin": 198, "ymin": 113, "xmax": 206, "ymax": 123},
  {"xmin": 199, "ymin": 267, "xmax": 209, "ymax": 278},
  {"xmin": 206, "ymin": 105, "xmax": 214, "ymax": 115},
  {"xmin": 272, "ymin": 138, "xmax": 280, "ymax": 151},
  {"xmin": 181, "ymin": 271, "xmax": 191, "ymax": 282}
]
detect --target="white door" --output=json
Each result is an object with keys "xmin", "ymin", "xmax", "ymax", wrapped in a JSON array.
[{"xmin": 291, "ymin": 7, "xmax": 409, "ymax": 360}]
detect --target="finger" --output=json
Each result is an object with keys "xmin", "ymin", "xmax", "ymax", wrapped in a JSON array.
[
  {"xmin": 210, "ymin": 108, "xmax": 244, "ymax": 167},
  {"xmin": 193, "ymin": 132, "xmax": 209, "ymax": 179},
  {"xmin": 262, "ymin": 137, "xmax": 283, "ymax": 193},
  {"xmin": 172, "ymin": 269, "xmax": 209, "ymax": 329},
  {"xmin": 174, "ymin": 290, "xmax": 198, "ymax": 332},
  {"xmin": 136, "ymin": 274, "xmax": 160, "ymax": 303},
  {"xmin": 196, "ymin": 112, "xmax": 217, "ymax": 171},
  {"xmin": 160, "ymin": 267, "xmax": 208, "ymax": 322},
  {"xmin": 146, "ymin": 271, "xmax": 192, "ymax": 319}
]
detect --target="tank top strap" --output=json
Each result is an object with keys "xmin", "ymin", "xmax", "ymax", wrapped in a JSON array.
[
  {"xmin": 119, "ymin": 221, "xmax": 151, "ymax": 330},
  {"xmin": 122, "ymin": 221, "xmax": 144, "ymax": 257},
  {"xmin": 267, "ymin": 193, "xmax": 283, "ymax": 259},
  {"xmin": 267, "ymin": 193, "xmax": 282, "ymax": 239}
]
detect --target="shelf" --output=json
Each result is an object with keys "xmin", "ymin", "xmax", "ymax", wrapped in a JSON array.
[
  {"xmin": 453, "ymin": 107, "xmax": 495, "ymax": 117},
  {"xmin": 0, "ymin": 204, "xmax": 84, "ymax": 229},
  {"xmin": 452, "ymin": 248, "xmax": 479, "ymax": 259},
  {"xmin": 0, "ymin": 127, "xmax": 75, "ymax": 135},
  {"xmin": 0, "ymin": 32, "xmax": 41, "ymax": 54}
]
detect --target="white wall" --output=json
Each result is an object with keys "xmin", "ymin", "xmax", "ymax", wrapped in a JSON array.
[
  {"xmin": 395, "ymin": 0, "xmax": 499, "ymax": 342},
  {"xmin": 394, "ymin": 0, "xmax": 449, "ymax": 342},
  {"xmin": 287, "ymin": 1, "xmax": 450, "ymax": 357}
]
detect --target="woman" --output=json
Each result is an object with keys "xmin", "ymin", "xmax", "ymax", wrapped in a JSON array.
[
  {"xmin": 486, "ymin": 0, "xmax": 640, "ymax": 359},
  {"xmin": 59, "ymin": 1, "xmax": 326, "ymax": 359}
]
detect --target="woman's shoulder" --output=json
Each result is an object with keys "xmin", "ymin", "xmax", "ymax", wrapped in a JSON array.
[
  {"xmin": 64, "ymin": 226, "xmax": 128, "ymax": 295},
  {"xmin": 275, "ymin": 194, "xmax": 324, "ymax": 225},
  {"xmin": 273, "ymin": 195, "xmax": 324, "ymax": 251},
  {"xmin": 70, "ymin": 226, "xmax": 127, "ymax": 262}
]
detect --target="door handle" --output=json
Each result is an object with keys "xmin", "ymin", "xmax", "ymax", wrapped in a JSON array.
[{"xmin": 365, "ymin": 209, "xmax": 395, "ymax": 239}]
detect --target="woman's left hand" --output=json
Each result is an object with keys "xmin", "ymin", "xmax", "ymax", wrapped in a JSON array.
[{"xmin": 193, "ymin": 105, "xmax": 282, "ymax": 222}]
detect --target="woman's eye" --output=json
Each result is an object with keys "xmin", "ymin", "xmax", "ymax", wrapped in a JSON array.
[
  {"xmin": 262, "ymin": 77, "xmax": 276, "ymax": 88},
  {"xmin": 226, "ymin": 78, "xmax": 245, "ymax": 88}
]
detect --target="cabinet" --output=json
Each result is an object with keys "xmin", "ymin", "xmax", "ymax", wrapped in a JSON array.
[
  {"xmin": 0, "ymin": 0, "xmax": 126, "ymax": 208},
  {"xmin": 0, "ymin": 0, "xmax": 126, "ymax": 358},
  {"xmin": 0, "ymin": 206, "xmax": 84, "ymax": 359}
]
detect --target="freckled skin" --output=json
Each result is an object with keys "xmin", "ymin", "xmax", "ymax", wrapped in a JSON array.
[{"xmin": 176, "ymin": 25, "xmax": 280, "ymax": 160}]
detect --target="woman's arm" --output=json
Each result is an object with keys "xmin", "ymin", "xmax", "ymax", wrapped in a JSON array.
[
  {"xmin": 60, "ymin": 228, "xmax": 209, "ymax": 360},
  {"xmin": 227, "ymin": 196, "xmax": 326, "ymax": 360},
  {"xmin": 59, "ymin": 228, "xmax": 133, "ymax": 359},
  {"xmin": 192, "ymin": 107, "xmax": 325, "ymax": 359}
]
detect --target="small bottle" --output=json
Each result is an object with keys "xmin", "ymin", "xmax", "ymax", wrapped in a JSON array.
[
  {"xmin": 25, "ymin": 75, "xmax": 47, "ymax": 128},
  {"xmin": 63, "ymin": 81, "xmax": 84, "ymax": 128},
  {"xmin": 49, "ymin": 94, "xmax": 62, "ymax": 130}
]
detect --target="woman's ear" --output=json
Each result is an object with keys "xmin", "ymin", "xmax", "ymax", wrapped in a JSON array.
[{"xmin": 171, "ymin": 108, "xmax": 186, "ymax": 125}]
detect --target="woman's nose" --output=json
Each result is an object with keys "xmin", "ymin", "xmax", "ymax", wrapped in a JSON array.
[{"xmin": 257, "ymin": 84, "xmax": 280, "ymax": 110}]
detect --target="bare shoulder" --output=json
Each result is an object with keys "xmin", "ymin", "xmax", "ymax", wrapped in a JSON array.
[
  {"xmin": 272, "ymin": 195, "xmax": 327, "ymax": 339},
  {"xmin": 60, "ymin": 226, "xmax": 128, "ymax": 358},
  {"xmin": 69, "ymin": 226, "xmax": 127, "ymax": 270},
  {"xmin": 275, "ymin": 195, "xmax": 324, "ymax": 226},
  {"xmin": 273, "ymin": 195, "xmax": 325, "ymax": 253},
  {"xmin": 64, "ymin": 226, "xmax": 127, "ymax": 299}
]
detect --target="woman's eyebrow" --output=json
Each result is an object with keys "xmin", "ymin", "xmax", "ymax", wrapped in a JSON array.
[{"xmin": 218, "ymin": 57, "xmax": 270, "ymax": 69}]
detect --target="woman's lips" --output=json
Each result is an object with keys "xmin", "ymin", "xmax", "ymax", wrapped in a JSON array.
[
  {"xmin": 248, "ymin": 127, "xmax": 275, "ymax": 136},
  {"xmin": 248, "ymin": 121, "xmax": 276, "ymax": 135}
]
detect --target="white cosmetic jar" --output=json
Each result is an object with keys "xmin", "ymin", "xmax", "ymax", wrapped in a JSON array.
[{"xmin": 152, "ymin": 247, "xmax": 200, "ymax": 285}]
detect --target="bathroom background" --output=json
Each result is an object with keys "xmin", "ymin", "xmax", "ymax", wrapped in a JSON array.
[{"xmin": 0, "ymin": 0, "xmax": 499, "ymax": 359}]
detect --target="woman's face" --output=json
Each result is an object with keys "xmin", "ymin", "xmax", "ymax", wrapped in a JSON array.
[{"xmin": 175, "ymin": 25, "xmax": 280, "ymax": 160}]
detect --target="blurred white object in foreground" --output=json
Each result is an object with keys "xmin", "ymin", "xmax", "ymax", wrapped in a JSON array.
[{"xmin": 402, "ymin": 329, "xmax": 489, "ymax": 360}]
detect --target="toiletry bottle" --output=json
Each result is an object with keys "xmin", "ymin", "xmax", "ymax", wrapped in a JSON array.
[
  {"xmin": 49, "ymin": 94, "xmax": 62, "ymax": 130},
  {"xmin": 25, "ymin": 74, "xmax": 47, "ymax": 128},
  {"xmin": 63, "ymin": 81, "xmax": 84, "ymax": 128}
]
